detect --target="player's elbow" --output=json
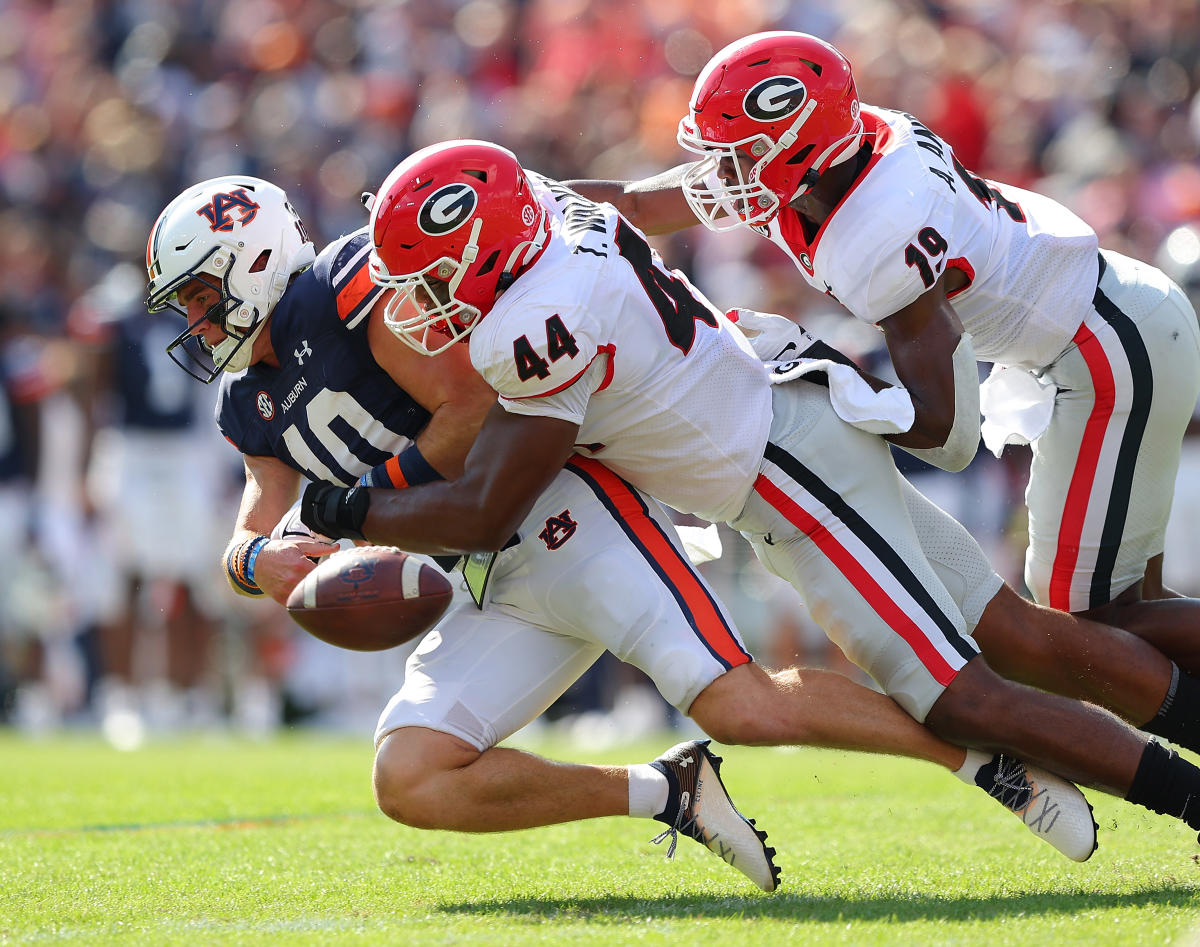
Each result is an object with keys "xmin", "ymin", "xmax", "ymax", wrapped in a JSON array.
[{"xmin": 908, "ymin": 403, "xmax": 956, "ymax": 449}]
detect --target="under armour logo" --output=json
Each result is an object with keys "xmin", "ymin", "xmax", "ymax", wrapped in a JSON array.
[
  {"xmin": 294, "ymin": 340, "xmax": 312, "ymax": 365},
  {"xmin": 538, "ymin": 509, "xmax": 578, "ymax": 550},
  {"xmin": 197, "ymin": 188, "xmax": 260, "ymax": 233},
  {"xmin": 678, "ymin": 757, "xmax": 693, "ymax": 768}
]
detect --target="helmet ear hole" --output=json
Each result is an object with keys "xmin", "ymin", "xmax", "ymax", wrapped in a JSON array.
[
  {"xmin": 476, "ymin": 250, "xmax": 500, "ymax": 278},
  {"xmin": 249, "ymin": 249, "xmax": 272, "ymax": 273},
  {"xmin": 786, "ymin": 144, "xmax": 815, "ymax": 166}
]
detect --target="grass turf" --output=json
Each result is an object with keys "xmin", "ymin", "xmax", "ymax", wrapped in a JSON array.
[{"xmin": 1, "ymin": 731, "xmax": 1198, "ymax": 945}]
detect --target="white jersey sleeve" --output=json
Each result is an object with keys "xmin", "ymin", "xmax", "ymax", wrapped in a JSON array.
[
  {"xmin": 470, "ymin": 295, "xmax": 605, "ymax": 425},
  {"xmin": 824, "ymin": 170, "xmax": 955, "ymax": 325}
]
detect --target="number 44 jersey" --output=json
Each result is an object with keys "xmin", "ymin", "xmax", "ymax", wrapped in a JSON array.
[
  {"xmin": 216, "ymin": 229, "xmax": 431, "ymax": 485},
  {"xmin": 469, "ymin": 176, "xmax": 773, "ymax": 524}
]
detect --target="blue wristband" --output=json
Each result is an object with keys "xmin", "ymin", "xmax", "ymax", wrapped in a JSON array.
[
  {"xmin": 226, "ymin": 535, "xmax": 269, "ymax": 596},
  {"xmin": 245, "ymin": 536, "xmax": 271, "ymax": 587}
]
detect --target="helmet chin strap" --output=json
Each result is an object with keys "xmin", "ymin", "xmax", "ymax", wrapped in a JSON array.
[
  {"xmin": 215, "ymin": 317, "xmax": 268, "ymax": 374},
  {"xmin": 497, "ymin": 213, "xmax": 551, "ymax": 292},
  {"xmin": 787, "ymin": 121, "xmax": 866, "ymax": 201}
]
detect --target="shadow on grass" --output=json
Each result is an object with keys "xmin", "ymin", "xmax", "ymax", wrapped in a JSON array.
[{"xmin": 439, "ymin": 885, "xmax": 1200, "ymax": 923}]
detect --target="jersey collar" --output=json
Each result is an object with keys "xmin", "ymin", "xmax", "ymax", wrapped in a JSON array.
[{"xmin": 776, "ymin": 108, "xmax": 893, "ymax": 274}]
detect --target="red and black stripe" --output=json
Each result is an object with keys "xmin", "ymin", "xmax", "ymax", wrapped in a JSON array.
[
  {"xmin": 1087, "ymin": 259, "xmax": 1153, "ymax": 607},
  {"xmin": 761, "ymin": 441, "xmax": 977, "ymax": 667}
]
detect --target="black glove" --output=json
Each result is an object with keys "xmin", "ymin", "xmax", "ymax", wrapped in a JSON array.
[{"xmin": 301, "ymin": 482, "xmax": 371, "ymax": 541}]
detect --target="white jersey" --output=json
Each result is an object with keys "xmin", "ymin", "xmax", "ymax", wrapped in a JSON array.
[
  {"xmin": 761, "ymin": 106, "xmax": 1100, "ymax": 371},
  {"xmin": 470, "ymin": 176, "xmax": 773, "ymax": 524}
]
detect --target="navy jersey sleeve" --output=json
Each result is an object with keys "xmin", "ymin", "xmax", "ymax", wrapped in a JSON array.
[
  {"xmin": 315, "ymin": 228, "xmax": 385, "ymax": 334},
  {"xmin": 217, "ymin": 372, "xmax": 273, "ymax": 456}
]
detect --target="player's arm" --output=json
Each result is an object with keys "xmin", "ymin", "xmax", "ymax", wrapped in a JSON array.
[
  {"xmin": 878, "ymin": 275, "xmax": 980, "ymax": 471},
  {"xmin": 303, "ymin": 404, "xmax": 578, "ymax": 555},
  {"xmin": 226, "ymin": 453, "xmax": 337, "ymax": 604},
  {"xmin": 361, "ymin": 295, "xmax": 497, "ymax": 485},
  {"xmin": 565, "ymin": 163, "xmax": 702, "ymax": 236}
]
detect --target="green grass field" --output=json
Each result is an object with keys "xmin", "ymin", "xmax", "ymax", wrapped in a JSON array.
[{"xmin": 2, "ymin": 731, "xmax": 1198, "ymax": 946}]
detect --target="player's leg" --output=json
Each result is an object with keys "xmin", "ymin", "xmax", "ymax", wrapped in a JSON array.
[
  {"xmin": 559, "ymin": 455, "xmax": 1093, "ymax": 860},
  {"xmin": 1026, "ymin": 252, "xmax": 1200, "ymax": 669},
  {"xmin": 372, "ymin": 467, "xmax": 780, "ymax": 889},
  {"xmin": 902, "ymin": 475, "xmax": 1200, "ymax": 751},
  {"xmin": 736, "ymin": 382, "xmax": 1200, "ymax": 843},
  {"xmin": 372, "ymin": 610, "xmax": 618, "ymax": 831}
]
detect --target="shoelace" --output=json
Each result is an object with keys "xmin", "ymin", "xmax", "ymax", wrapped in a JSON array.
[
  {"xmin": 650, "ymin": 790, "xmax": 692, "ymax": 859},
  {"xmin": 988, "ymin": 756, "xmax": 1062, "ymax": 832},
  {"xmin": 988, "ymin": 756, "xmax": 1034, "ymax": 812}
]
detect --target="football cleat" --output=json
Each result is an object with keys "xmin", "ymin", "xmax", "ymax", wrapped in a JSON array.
[
  {"xmin": 649, "ymin": 740, "xmax": 781, "ymax": 892},
  {"xmin": 975, "ymin": 754, "xmax": 1098, "ymax": 862}
]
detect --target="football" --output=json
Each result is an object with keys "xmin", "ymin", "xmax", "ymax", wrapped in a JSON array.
[{"xmin": 286, "ymin": 546, "xmax": 454, "ymax": 651}]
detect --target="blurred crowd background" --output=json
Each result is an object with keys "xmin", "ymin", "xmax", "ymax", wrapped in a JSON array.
[{"xmin": 2, "ymin": 0, "xmax": 1199, "ymax": 746}]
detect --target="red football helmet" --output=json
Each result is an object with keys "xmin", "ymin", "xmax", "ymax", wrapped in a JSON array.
[
  {"xmin": 368, "ymin": 140, "xmax": 549, "ymax": 355},
  {"xmin": 677, "ymin": 31, "xmax": 865, "ymax": 230}
]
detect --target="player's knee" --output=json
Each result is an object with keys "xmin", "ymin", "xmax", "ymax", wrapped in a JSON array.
[
  {"xmin": 973, "ymin": 587, "xmax": 1057, "ymax": 672},
  {"xmin": 689, "ymin": 663, "xmax": 805, "ymax": 745},
  {"xmin": 924, "ymin": 658, "xmax": 1018, "ymax": 744},
  {"xmin": 373, "ymin": 727, "xmax": 479, "ymax": 829}
]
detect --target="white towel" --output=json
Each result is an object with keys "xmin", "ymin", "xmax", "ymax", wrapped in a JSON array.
[
  {"xmin": 728, "ymin": 308, "xmax": 915, "ymax": 435},
  {"xmin": 979, "ymin": 363, "xmax": 1057, "ymax": 457},
  {"xmin": 677, "ymin": 523, "xmax": 723, "ymax": 564},
  {"xmin": 767, "ymin": 358, "xmax": 916, "ymax": 435}
]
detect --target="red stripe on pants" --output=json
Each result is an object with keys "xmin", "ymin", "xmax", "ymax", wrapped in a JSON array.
[
  {"xmin": 1048, "ymin": 323, "xmax": 1116, "ymax": 610},
  {"xmin": 753, "ymin": 473, "xmax": 958, "ymax": 685}
]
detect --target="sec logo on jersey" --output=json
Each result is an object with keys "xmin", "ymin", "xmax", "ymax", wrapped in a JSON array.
[
  {"xmin": 744, "ymin": 76, "xmax": 807, "ymax": 123},
  {"xmin": 418, "ymin": 183, "xmax": 478, "ymax": 236}
]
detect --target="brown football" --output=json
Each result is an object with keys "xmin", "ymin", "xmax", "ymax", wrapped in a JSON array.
[{"xmin": 286, "ymin": 546, "xmax": 454, "ymax": 651}]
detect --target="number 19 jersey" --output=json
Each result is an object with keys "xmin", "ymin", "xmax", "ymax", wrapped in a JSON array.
[
  {"xmin": 761, "ymin": 106, "xmax": 1100, "ymax": 371},
  {"xmin": 469, "ymin": 177, "xmax": 774, "ymax": 524}
]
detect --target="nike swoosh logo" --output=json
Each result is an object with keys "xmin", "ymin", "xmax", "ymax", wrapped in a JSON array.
[{"xmin": 771, "ymin": 342, "xmax": 798, "ymax": 361}]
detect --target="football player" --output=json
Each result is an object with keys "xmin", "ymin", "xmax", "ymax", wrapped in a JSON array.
[
  {"xmin": 144, "ymin": 176, "xmax": 1100, "ymax": 888},
  {"xmin": 74, "ymin": 289, "xmax": 226, "ymax": 744},
  {"xmin": 323, "ymin": 139, "xmax": 1200, "ymax": 853},
  {"xmin": 576, "ymin": 31, "xmax": 1200, "ymax": 678}
]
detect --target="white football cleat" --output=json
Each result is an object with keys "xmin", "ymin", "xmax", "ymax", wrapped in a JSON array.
[
  {"xmin": 649, "ymin": 740, "xmax": 781, "ymax": 892},
  {"xmin": 974, "ymin": 753, "xmax": 1098, "ymax": 861}
]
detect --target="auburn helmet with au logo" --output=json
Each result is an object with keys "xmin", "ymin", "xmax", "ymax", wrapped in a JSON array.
[
  {"xmin": 368, "ymin": 140, "xmax": 549, "ymax": 356},
  {"xmin": 677, "ymin": 32, "xmax": 865, "ymax": 231},
  {"xmin": 145, "ymin": 175, "xmax": 315, "ymax": 382}
]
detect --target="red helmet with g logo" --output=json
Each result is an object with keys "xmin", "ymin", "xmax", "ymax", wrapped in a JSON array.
[
  {"xmin": 677, "ymin": 32, "xmax": 864, "ymax": 230},
  {"xmin": 368, "ymin": 140, "xmax": 549, "ymax": 355}
]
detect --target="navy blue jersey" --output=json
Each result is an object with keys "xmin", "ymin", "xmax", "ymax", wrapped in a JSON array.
[
  {"xmin": 114, "ymin": 311, "xmax": 200, "ymax": 430},
  {"xmin": 0, "ymin": 335, "xmax": 47, "ymax": 484},
  {"xmin": 216, "ymin": 229, "xmax": 431, "ymax": 486},
  {"xmin": 0, "ymin": 344, "xmax": 26, "ymax": 483}
]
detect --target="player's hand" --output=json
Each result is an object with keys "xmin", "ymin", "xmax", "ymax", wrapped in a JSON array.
[{"xmin": 255, "ymin": 537, "xmax": 338, "ymax": 605}]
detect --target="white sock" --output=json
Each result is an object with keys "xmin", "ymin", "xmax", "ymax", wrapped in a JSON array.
[
  {"xmin": 627, "ymin": 763, "xmax": 670, "ymax": 818},
  {"xmin": 952, "ymin": 748, "xmax": 992, "ymax": 784}
]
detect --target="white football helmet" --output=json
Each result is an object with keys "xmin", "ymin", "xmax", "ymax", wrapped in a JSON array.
[{"xmin": 145, "ymin": 176, "xmax": 316, "ymax": 382}]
